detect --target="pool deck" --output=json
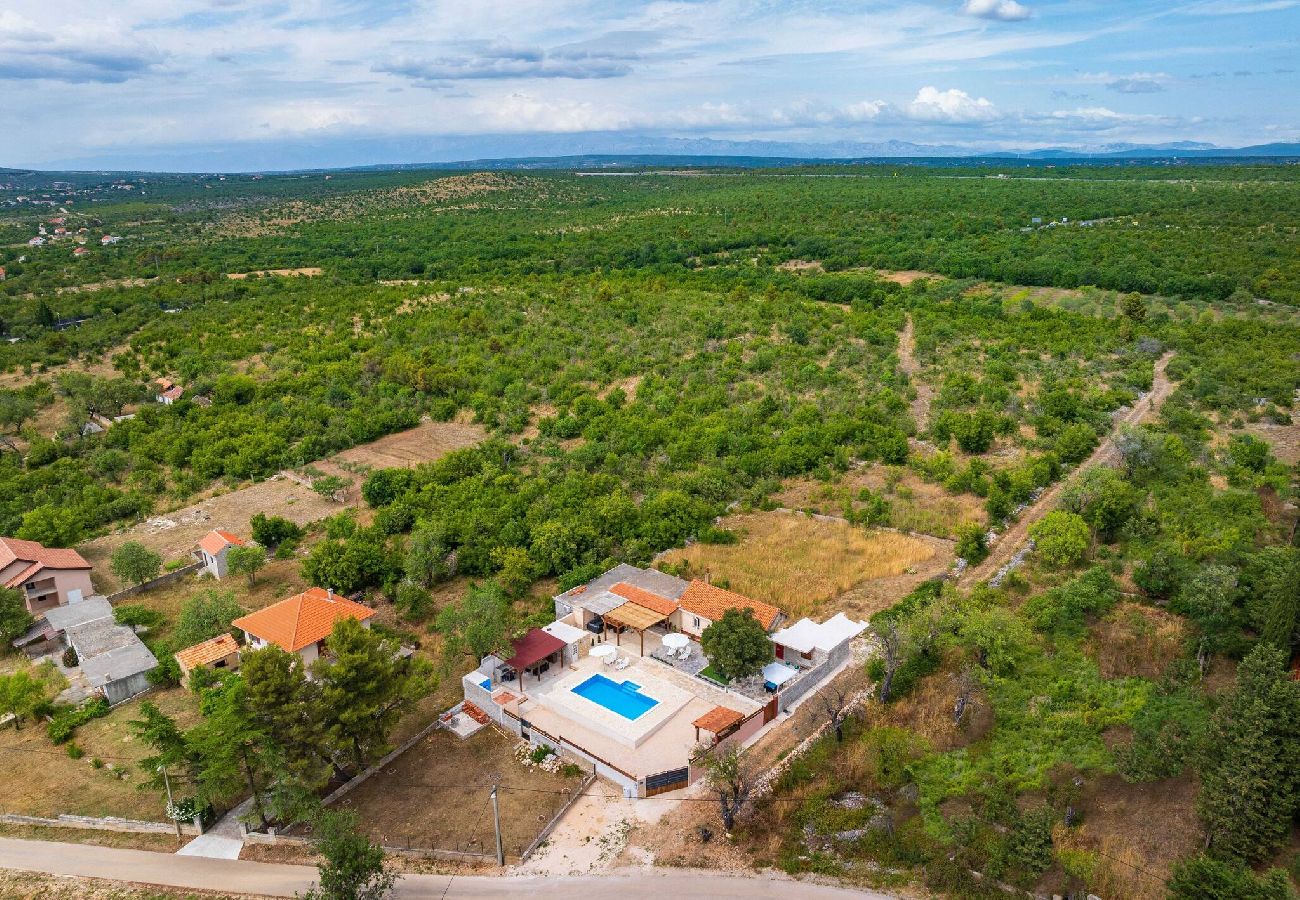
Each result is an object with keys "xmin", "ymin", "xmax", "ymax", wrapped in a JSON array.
[{"xmin": 510, "ymin": 646, "xmax": 762, "ymax": 779}]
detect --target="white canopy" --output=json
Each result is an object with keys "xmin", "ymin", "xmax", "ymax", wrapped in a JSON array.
[
  {"xmin": 542, "ymin": 620, "xmax": 588, "ymax": 645},
  {"xmin": 762, "ymin": 662, "xmax": 800, "ymax": 687},
  {"xmin": 769, "ymin": 613, "xmax": 867, "ymax": 655},
  {"xmin": 662, "ymin": 633, "xmax": 689, "ymax": 650},
  {"xmin": 589, "ymin": 644, "xmax": 617, "ymax": 659}
]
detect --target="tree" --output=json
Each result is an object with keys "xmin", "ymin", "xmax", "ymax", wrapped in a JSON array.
[
  {"xmin": 186, "ymin": 678, "xmax": 277, "ymax": 830},
  {"xmin": 173, "ymin": 588, "xmax": 243, "ymax": 649},
  {"xmin": 955, "ymin": 523, "xmax": 988, "ymax": 565},
  {"xmin": 872, "ymin": 620, "xmax": 908, "ymax": 703},
  {"xmin": 302, "ymin": 536, "xmax": 391, "ymax": 595},
  {"xmin": 820, "ymin": 686, "xmax": 854, "ymax": 742},
  {"xmin": 226, "ymin": 544, "xmax": 267, "ymax": 587},
  {"xmin": 130, "ymin": 701, "xmax": 199, "ymax": 794},
  {"xmin": 492, "ymin": 546, "xmax": 535, "ymax": 598},
  {"xmin": 312, "ymin": 475, "xmax": 351, "ymax": 503},
  {"xmin": 250, "ymin": 513, "xmax": 302, "ymax": 549},
  {"xmin": 1028, "ymin": 510, "xmax": 1090, "ymax": 568},
  {"xmin": 312, "ymin": 618, "xmax": 436, "ymax": 776},
  {"xmin": 697, "ymin": 744, "xmax": 754, "ymax": 833},
  {"xmin": 1177, "ymin": 565, "xmax": 1245, "ymax": 659},
  {"xmin": 403, "ymin": 523, "xmax": 450, "ymax": 587},
  {"xmin": 300, "ymin": 808, "xmax": 397, "ymax": 900},
  {"xmin": 434, "ymin": 582, "xmax": 511, "ymax": 668},
  {"xmin": 1241, "ymin": 547, "xmax": 1300, "ymax": 653},
  {"xmin": 1120, "ymin": 291, "xmax": 1147, "ymax": 323},
  {"xmin": 1196, "ymin": 644, "xmax": 1300, "ymax": 863},
  {"xmin": 0, "ymin": 586, "xmax": 34, "ymax": 645},
  {"xmin": 1167, "ymin": 855, "xmax": 1295, "ymax": 900},
  {"xmin": 241, "ymin": 645, "xmax": 330, "ymax": 791},
  {"xmin": 110, "ymin": 541, "xmax": 162, "ymax": 587},
  {"xmin": 0, "ymin": 671, "xmax": 48, "ymax": 726},
  {"xmin": 1059, "ymin": 467, "xmax": 1142, "ymax": 542},
  {"xmin": 16, "ymin": 504, "xmax": 82, "ymax": 548},
  {"xmin": 700, "ymin": 608, "xmax": 772, "ymax": 683}
]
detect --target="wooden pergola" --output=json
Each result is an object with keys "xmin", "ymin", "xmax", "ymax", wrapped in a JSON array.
[
  {"xmin": 693, "ymin": 706, "xmax": 744, "ymax": 743},
  {"xmin": 603, "ymin": 602, "xmax": 669, "ymax": 656}
]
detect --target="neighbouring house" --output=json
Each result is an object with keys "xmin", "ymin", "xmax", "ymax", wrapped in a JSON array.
[
  {"xmin": 554, "ymin": 563, "xmax": 784, "ymax": 649},
  {"xmin": 0, "ymin": 266, "xmax": 6, "ymax": 281},
  {"xmin": 174, "ymin": 633, "xmax": 240, "ymax": 687},
  {"xmin": 72, "ymin": 247, "xmax": 88, "ymax": 257},
  {"xmin": 676, "ymin": 579, "xmax": 783, "ymax": 640},
  {"xmin": 27, "ymin": 237, "xmax": 44, "ymax": 247},
  {"xmin": 100, "ymin": 234, "xmax": 121, "ymax": 245},
  {"xmin": 769, "ymin": 612, "xmax": 868, "ymax": 669},
  {"xmin": 43, "ymin": 597, "xmax": 158, "ymax": 705},
  {"xmin": 0, "ymin": 537, "xmax": 94, "ymax": 616},
  {"xmin": 195, "ymin": 529, "xmax": 248, "ymax": 580},
  {"xmin": 154, "ymin": 377, "xmax": 183, "ymax": 404},
  {"xmin": 231, "ymin": 587, "xmax": 375, "ymax": 669}
]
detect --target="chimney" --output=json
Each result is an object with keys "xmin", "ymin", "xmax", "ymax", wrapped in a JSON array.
[{"xmin": 326, "ymin": 588, "xmax": 335, "ymax": 602}]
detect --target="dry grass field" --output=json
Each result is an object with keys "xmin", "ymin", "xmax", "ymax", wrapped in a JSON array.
[
  {"xmin": 325, "ymin": 726, "xmax": 583, "ymax": 861},
  {"xmin": 775, "ymin": 465, "xmax": 986, "ymax": 540},
  {"xmin": 1088, "ymin": 602, "xmax": 1189, "ymax": 681},
  {"xmin": 0, "ymin": 687, "xmax": 200, "ymax": 820},
  {"xmin": 658, "ymin": 510, "xmax": 942, "ymax": 619},
  {"xmin": 79, "ymin": 476, "xmax": 338, "ymax": 594}
]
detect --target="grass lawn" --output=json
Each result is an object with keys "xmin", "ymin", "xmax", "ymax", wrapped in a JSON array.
[
  {"xmin": 0, "ymin": 686, "xmax": 200, "ymax": 820},
  {"xmin": 698, "ymin": 664, "xmax": 729, "ymax": 685},
  {"xmin": 659, "ymin": 510, "xmax": 941, "ymax": 618}
]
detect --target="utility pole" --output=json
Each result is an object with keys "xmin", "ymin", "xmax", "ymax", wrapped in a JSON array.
[
  {"xmin": 159, "ymin": 766, "xmax": 182, "ymax": 840},
  {"xmin": 491, "ymin": 784, "xmax": 504, "ymax": 866}
]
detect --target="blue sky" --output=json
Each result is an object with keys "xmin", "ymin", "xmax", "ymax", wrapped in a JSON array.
[{"xmin": 1, "ymin": 0, "xmax": 1297, "ymax": 170}]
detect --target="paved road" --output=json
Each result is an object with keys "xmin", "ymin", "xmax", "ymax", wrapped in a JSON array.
[{"xmin": 0, "ymin": 837, "xmax": 891, "ymax": 899}]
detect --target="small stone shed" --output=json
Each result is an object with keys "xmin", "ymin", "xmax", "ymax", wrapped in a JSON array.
[{"xmin": 44, "ymin": 598, "xmax": 158, "ymax": 706}]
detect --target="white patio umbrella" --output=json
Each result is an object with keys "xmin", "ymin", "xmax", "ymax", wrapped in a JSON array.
[
  {"xmin": 590, "ymin": 644, "xmax": 617, "ymax": 660},
  {"xmin": 662, "ymin": 633, "xmax": 689, "ymax": 650}
]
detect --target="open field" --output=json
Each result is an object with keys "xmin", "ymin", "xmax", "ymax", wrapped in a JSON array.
[
  {"xmin": 79, "ymin": 476, "xmax": 337, "ymax": 594},
  {"xmin": 225, "ymin": 267, "xmax": 321, "ymax": 279},
  {"xmin": 775, "ymin": 464, "xmax": 985, "ymax": 540},
  {"xmin": 0, "ymin": 687, "xmax": 199, "ymax": 820},
  {"xmin": 325, "ymin": 726, "xmax": 583, "ymax": 861},
  {"xmin": 331, "ymin": 418, "xmax": 485, "ymax": 470},
  {"xmin": 658, "ymin": 510, "xmax": 944, "ymax": 619}
]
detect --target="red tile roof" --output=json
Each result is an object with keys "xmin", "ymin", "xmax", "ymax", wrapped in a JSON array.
[
  {"xmin": 231, "ymin": 587, "xmax": 374, "ymax": 653},
  {"xmin": 609, "ymin": 581, "xmax": 678, "ymax": 617},
  {"xmin": 0, "ymin": 537, "xmax": 91, "ymax": 588},
  {"xmin": 174, "ymin": 633, "xmax": 240, "ymax": 671},
  {"xmin": 678, "ymin": 580, "xmax": 782, "ymax": 631},
  {"xmin": 197, "ymin": 530, "xmax": 246, "ymax": 556}
]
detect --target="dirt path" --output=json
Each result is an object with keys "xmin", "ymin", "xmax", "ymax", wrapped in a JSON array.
[
  {"xmin": 898, "ymin": 315, "xmax": 932, "ymax": 432},
  {"xmin": 961, "ymin": 351, "xmax": 1176, "ymax": 585}
]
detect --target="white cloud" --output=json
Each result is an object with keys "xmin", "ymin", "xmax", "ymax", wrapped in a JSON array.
[
  {"xmin": 960, "ymin": 0, "xmax": 1033, "ymax": 22},
  {"xmin": 907, "ymin": 86, "xmax": 1000, "ymax": 123}
]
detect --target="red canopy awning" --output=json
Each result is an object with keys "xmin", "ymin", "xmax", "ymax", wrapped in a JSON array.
[{"xmin": 503, "ymin": 628, "xmax": 566, "ymax": 672}]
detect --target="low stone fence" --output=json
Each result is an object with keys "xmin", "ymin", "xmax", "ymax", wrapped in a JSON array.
[
  {"xmin": 243, "ymin": 829, "xmax": 499, "ymax": 863},
  {"xmin": 0, "ymin": 812, "xmax": 200, "ymax": 836},
  {"xmin": 106, "ymin": 562, "xmax": 203, "ymax": 604}
]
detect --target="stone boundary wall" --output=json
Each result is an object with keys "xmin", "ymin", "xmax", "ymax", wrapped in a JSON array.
[
  {"xmin": 106, "ymin": 562, "xmax": 203, "ymax": 604},
  {"xmin": 0, "ymin": 812, "xmax": 199, "ymax": 836}
]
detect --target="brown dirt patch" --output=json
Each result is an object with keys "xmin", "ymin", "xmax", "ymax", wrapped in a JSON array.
[
  {"xmin": 776, "ymin": 259, "xmax": 824, "ymax": 272},
  {"xmin": 225, "ymin": 267, "xmax": 321, "ymax": 279},
  {"xmin": 79, "ymin": 476, "xmax": 338, "ymax": 593},
  {"xmin": 1239, "ymin": 419, "xmax": 1300, "ymax": 465},
  {"xmin": 0, "ymin": 869, "xmax": 259, "ymax": 899},
  {"xmin": 776, "ymin": 466, "xmax": 985, "ymax": 541},
  {"xmin": 0, "ymin": 687, "xmax": 200, "ymax": 820},
  {"xmin": 658, "ymin": 511, "xmax": 941, "ymax": 619},
  {"xmin": 327, "ymin": 725, "xmax": 584, "ymax": 862},
  {"xmin": 332, "ymin": 419, "xmax": 485, "ymax": 470},
  {"xmin": 1053, "ymin": 773, "xmax": 1203, "ymax": 898},
  {"xmin": 873, "ymin": 659, "xmax": 993, "ymax": 753},
  {"xmin": 876, "ymin": 270, "xmax": 940, "ymax": 286},
  {"xmin": 0, "ymin": 821, "xmax": 190, "ymax": 853},
  {"xmin": 1088, "ymin": 602, "xmax": 1189, "ymax": 680}
]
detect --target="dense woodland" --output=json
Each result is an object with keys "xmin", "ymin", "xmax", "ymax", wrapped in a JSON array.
[{"xmin": 0, "ymin": 164, "xmax": 1298, "ymax": 898}]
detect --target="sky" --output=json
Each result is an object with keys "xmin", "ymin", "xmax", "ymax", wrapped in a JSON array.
[{"xmin": 1, "ymin": 0, "xmax": 1298, "ymax": 171}]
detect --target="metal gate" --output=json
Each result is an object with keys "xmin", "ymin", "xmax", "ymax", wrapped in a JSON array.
[{"xmin": 644, "ymin": 766, "xmax": 689, "ymax": 797}]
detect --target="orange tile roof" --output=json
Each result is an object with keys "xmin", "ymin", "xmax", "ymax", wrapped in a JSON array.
[
  {"xmin": 197, "ymin": 530, "xmax": 246, "ymax": 556},
  {"xmin": 231, "ymin": 587, "xmax": 375, "ymax": 652},
  {"xmin": 692, "ymin": 706, "xmax": 745, "ymax": 734},
  {"xmin": 174, "ymin": 633, "xmax": 240, "ymax": 671},
  {"xmin": 0, "ymin": 537, "xmax": 90, "ymax": 588},
  {"xmin": 610, "ymin": 582, "xmax": 678, "ymax": 617},
  {"xmin": 678, "ymin": 581, "xmax": 782, "ymax": 631}
]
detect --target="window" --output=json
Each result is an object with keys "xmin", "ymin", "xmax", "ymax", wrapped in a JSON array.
[{"xmin": 692, "ymin": 616, "xmax": 701, "ymax": 629}]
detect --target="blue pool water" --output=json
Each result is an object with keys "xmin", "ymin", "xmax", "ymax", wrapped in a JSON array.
[{"xmin": 572, "ymin": 674, "xmax": 659, "ymax": 720}]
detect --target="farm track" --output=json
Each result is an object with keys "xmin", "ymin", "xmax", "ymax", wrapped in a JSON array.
[
  {"xmin": 898, "ymin": 315, "xmax": 932, "ymax": 432},
  {"xmin": 960, "ymin": 351, "xmax": 1177, "ymax": 585}
]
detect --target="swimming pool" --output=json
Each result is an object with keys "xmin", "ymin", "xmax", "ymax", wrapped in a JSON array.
[{"xmin": 571, "ymin": 674, "xmax": 659, "ymax": 721}]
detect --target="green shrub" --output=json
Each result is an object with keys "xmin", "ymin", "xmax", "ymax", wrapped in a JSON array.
[
  {"xmin": 65, "ymin": 741, "xmax": 84, "ymax": 759},
  {"xmin": 46, "ymin": 698, "xmax": 110, "ymax": 744},
  {"xmin": 113, "ymin": 604, "xmax": 165, "ymax": 629}
]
